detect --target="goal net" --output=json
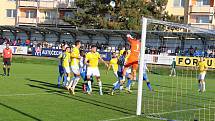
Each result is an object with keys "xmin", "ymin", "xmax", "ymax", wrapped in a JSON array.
[{"xmin": 137, "ymin": 17, "xmax": 215, "ymax": 121}]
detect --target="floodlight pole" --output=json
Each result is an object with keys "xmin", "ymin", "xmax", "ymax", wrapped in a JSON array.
[{"xmin": 136, "ymin": 17, "xmax": 147, "ymax": 116}]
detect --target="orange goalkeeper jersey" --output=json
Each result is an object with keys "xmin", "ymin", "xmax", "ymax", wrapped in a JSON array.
[{"xmin": 127, "ymin": 36, "xmax": 140, "ymax": 58}]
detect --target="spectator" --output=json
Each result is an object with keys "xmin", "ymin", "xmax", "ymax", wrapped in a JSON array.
[
  {"xmin": 25, "ymin": 39, "xmax": 31, "ymax": 46},
  {"xmin": 17, "ymin": 38, "xmax": 22, "ymax": 46}
]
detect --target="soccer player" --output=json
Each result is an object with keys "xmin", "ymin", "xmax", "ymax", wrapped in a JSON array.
[
  {"xmin": 57, "ymin": 46, "xmax": 66, "ymax": 88},
  {"xmin": 122, "ymin": 33, "xmax": 140, "ymax": 82},
  {"xmin": 67, "ymin": 40, "xmax": 81, "ymax": 95},
  {"xmin": 80, "ymin": 50, "xmax": 87, "ymax": 92},
  {"xmin": 119, "ymin": 47, "xmax": 125, "ymax": 56},
  {"xmin": 79, "ymin": 50, "xmax": 93, "ymax": 93},
  {"xmin": 169, "ymin": 58, "xmax": 176, "ymax": 77},
  {"xmin": 142, "ymin": 60, "xmax": 153, "ymax": 91},
  {"xmin": 85, "ymin": 45, "xmax": 108, "ymax": 95},
  {"xmin": 197, "ymin": 57, "xmax": 207, "ymax": 92},
  {"xmin": 125, "ymin": 68, "xmax": 133, "ymax": 93},
  {"xmin": 107, "ymin": 52, "xmax": 118, "ymax": 77},
  {"xmin": 62, "ymin": 47, "xmax": 71, "ymax": 87},
  {"xmin": 111, "ymin": 51, "xmax": 128, "ymax": 95},
  {"xmin": 2, "ymin": 43, "xmax": 12, "ymax": 76},
  {"xmin": 125, "ymin": 60, "xmax": 152, "ymax": 93}
]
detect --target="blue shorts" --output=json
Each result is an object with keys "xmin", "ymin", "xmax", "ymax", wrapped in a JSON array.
[
  {"xmin": 117, "ymin": 71, "xmax": 123, "ymax": 78},
  {"xmin": 58, "ymin": 65, "xmax": 64, "ymax": 75},
  {"xmin": 125, "ymin": 72, "xmax": 131, "ymax": 78},
  {"xmin": 143, "ymin": 73, "xmax": 148, "ymax": 81},
  {"xmin": 81, "ymin": 71, "xmax": 93, "ymax": 81}
]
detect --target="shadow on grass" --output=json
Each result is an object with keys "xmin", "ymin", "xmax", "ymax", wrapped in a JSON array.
[
  {"xmin": 25, "ymin": 78, "xmax": 113, "ymax": 94},
  {"xmin": 150, "ymin": 71, "xmax": 160, "ymax": 75},
  {"xmin": 25, "ymin": 78, "xmax": 135, "ymax": 115},
  {"xmin": 0, "ymin": 102, "xmax": 42, "ymax": 121}
]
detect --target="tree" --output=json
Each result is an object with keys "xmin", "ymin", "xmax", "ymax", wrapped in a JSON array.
[{"xmin": 64, "ymin": 0, "xmax": 180, "ymax": 30}]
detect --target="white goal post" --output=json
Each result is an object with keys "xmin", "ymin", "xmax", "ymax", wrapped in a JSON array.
[{"xmin": 136, "ymin": 17, "xmax": 147, "ymax": 116}]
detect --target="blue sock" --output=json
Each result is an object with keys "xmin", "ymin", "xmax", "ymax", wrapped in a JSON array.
[
  {"xmin": 126, "ymin": 79, "xmax": 132, "ymax": 88},
  {"xmin": 147, "ymin": 82, "xmax": 152, "ymax": 91},
  {"xmin": 87, "ymin": 84, "xmax": 90, "ymax": 92},
  {"xmin": 87, "ymin": 81, "xmax": 92, "ymax": 92},
  {"xmin": 63, "ymin": 75, "xmax": 67, "ymax": 86},
  {"xmin": 113, "ymin": 80, "xmax": 118, "ymax": 86},
  {"xmin": 57, "ymin": 75, "xmax": 62, "ymax": 85},
  {"xmin": 80, "ymin": 72, "xmax": 86, "ymax": 80},
  {"xmin": 113, "ymin": 81, "xmax": 120, "ymax": 91}
]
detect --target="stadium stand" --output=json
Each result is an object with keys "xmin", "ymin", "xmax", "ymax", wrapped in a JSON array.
[{"xmin": 0, "ymin": 26, "xmax": 215, "ymax": 57}]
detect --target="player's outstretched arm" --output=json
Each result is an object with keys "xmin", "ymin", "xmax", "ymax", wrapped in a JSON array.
[
  {"xmin": 100, "ymin": 58, "xmax": 108, "ymax": 67},
  {"xmin": 58, "ymin": 53, "xmax": 63, "ymax": 59},
  {"xmin": 126, "ymin": 34, "xmax": 132, "ymax": 38},
  {"xmin": 106, "ymin": 62, "xmax": 111, "ymax": 74},
  {"xmin": 126, "ymin": 34, "xmax": 133, "ymax": 43},
  {"xmin": 204, "ymin": 65, "xmax": 208, "ymax": 71},
  {"xmin": 195, "ymin": 62, "xmax": 199, "ymax": 70},
  {"xmin": 107, "ymin": 62, "xmax": 111, "ymax": 70}
]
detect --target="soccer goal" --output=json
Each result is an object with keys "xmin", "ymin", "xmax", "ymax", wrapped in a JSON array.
[{"xmin": 137, "ymin": 17, "xmax": 215, "ymax": 121}]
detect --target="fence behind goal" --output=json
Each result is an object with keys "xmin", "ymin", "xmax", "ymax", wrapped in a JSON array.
[{"xmin": 137, "ymin": 17, "xmax": 215, "ymax": 121}]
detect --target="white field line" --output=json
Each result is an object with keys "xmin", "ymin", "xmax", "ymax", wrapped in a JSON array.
[
  {"xmin": 99, "ymin": 115, "xmax": 136, "ymax": 121},
  {"xmin": 0, "ymin": 92, "xmax": 57, "ymax": 97},
  {"xmin": 150, "ymin": 107, "xmax": 215, "ymax": 115},
  {"xmin": 145, "ymin": 115, "xmax": 177, "ymax": 121}
]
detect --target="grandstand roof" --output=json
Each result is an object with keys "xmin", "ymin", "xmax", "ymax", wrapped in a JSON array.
[{"xmin": 0, "ymin": 25, "xmax": 214, "ymax": 40}]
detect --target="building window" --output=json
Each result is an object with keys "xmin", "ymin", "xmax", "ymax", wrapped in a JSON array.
[
  {"xmin": 26, "ymin": 10, "xmax": 36, "ymax": 18},
  {"xmin": 173, "ymin": 0, "xmax": 185, "ymax": 7},
  {"xmin": 44, "ymin": 11, "xmax": 56, "ymax": 19},
  {"xmin": 64, "ymin": 12, "xmax": 74, "ymax": 18},
  {"xmin": 196, "ymin": 0, "xmax": 210, "ymax": 6},
  {"xmin": 196, "ymin": 15, "xmax": 212, "ymax": 23},
  {"xmin": 45, "ymin": 11, "xmax": 51, "ymax": 19},
  {"xmin": 68, "ymin": 0, "xmax": 75, "ymax": 5},
  {"xmin": 7, "ymin": 9, "xmax": 17, "ymax": 18}
]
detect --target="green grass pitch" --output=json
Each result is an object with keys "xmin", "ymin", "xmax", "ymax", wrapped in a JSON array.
[{"xmin": 0, "ymin": 57, "xmax": 214, "ymax": 121}]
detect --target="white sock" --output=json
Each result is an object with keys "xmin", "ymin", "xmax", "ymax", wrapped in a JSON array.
[
  {"xmin": 66, "ymin": 77, "xmax": 70, "ymax": 86},
  {"xmin": 98, "ymin": 81, "xmax": 102, "ymax": 94},
  {"xmin": 120, "ymin": 86, "xmax": 123, "ymax": 90},
  {"xmin": 72, "ymin": 77, "xmax": 80, "ymax": 89},
  {"xmin": 68, "ymin": 77, "xmax": 75, "ymax": 88},
  {"xmin": 87, "ymin": 81, "xmax": 92, "ymax": 92},
  {"xmin": 128, "ymin": 85, "xmax": 131, "ymax": 90},
  {"xmin": 122, "ymin": 76, "xmax": 125, "ymax": 81},
  {"xmin": 202, "ymin": 81, "xmax": 205, "ymax": 91}
]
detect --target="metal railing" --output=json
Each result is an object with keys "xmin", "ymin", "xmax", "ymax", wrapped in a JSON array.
[{"xmin": 18, "ymin": 0, "xmax": 76, "ymax": 9}]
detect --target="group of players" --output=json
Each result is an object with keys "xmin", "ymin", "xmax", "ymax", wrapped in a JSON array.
[
  {"xmin": 57, "ymin": 33, "xmax": 153, "ymax": 95},
  {"xmin": 56, "ymin": 32, "xmax": 208, "ymax": 96},
  {"xmin": 57, "ymin": 40, "xmax": 106, "ymax": 95}
]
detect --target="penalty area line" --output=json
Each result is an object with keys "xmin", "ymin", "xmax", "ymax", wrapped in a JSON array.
[{"xmin": 99, "ymin": 115, "xmax": 136, "ymax": 121}]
